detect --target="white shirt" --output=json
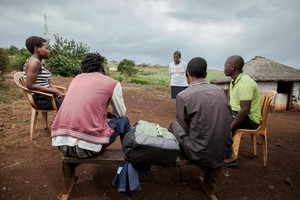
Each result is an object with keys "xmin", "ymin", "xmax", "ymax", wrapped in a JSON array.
[{"xmin": 169, "ymin": 61, "xmax": 188, "ymax": 86}]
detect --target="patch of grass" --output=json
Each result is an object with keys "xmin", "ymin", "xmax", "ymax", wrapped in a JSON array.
[
  {"xmin": 108, "ymin": 67, "xmax": 223, "ymax": 86},
  {"xmin": 0, "ymin": 81, "xmax": 23, "ymax": 103},
  {"xmin": 128, "ymin": 78, "xmax": 150, "ymax": 85},
  {"xmin": 206, "ymin": 70, "xmax": 224, "ymax": 81}
]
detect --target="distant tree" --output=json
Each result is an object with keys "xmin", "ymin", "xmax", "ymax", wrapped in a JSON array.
[
  {"xmin": 47, "ymin": 34, "xmax": 90, "ymax": 76},
  {"xmin": 6, "ymin": 45, "xmax": 20, "ymax": 56},
  {"xmin": 0, "ymin": 48, "xmax": 10, "ymax": 75},
  {"xmin": 117, "ymin": 59, "xmax": 137, "ymax": 77}
]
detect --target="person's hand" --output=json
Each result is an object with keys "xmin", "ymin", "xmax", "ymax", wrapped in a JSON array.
[{"xmin": 54, "ymin": 89, "xmax": 65, "ymax": 98}]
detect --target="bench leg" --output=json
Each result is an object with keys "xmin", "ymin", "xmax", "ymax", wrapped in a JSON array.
[
  {"xmin": 61, "ymin": 163, "xmax": 79, "ymax": 200},
  {"xmin": 199, "ymin": 169, "xmax": 219, "ymax": 200}
]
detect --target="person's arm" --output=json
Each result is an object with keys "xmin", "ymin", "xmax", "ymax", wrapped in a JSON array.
[
  {"xmin": 111, "ymin": 82, "xmax": 126, "ymax": 117},
  {"xmin": 168, "ymin": 63, "xmax": 173, "ymax": 74},
  {"xmin": 25, "ymin": 59, "xmax": 64, "ymax": 98},
  {"xmin": 49, "ymin": 81, "xmax": 65, "ymax": 98},
  {"xmin": 231, "ymin": 100, "xmax": 251, "ymax": 131},
  {"xmin": 175, "ymin": 95, "xmax": 189, "ymax": 138}
]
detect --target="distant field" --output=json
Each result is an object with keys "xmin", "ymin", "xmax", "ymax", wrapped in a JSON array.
[{"xmin": 108, "ymin": 66, "xmax": 223, "ymax": 86}]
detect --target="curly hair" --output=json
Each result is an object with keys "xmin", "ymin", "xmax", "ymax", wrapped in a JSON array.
[
  {"xmin": 25, "ymin": 36, "xmax": 47, "ymax": 54},
  {"xmin": 81, "ymin": 52, "xmax": 105, "ymax": 73}
]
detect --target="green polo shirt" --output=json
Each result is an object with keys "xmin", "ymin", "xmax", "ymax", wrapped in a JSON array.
[{"xmin": 229, "ymin": 73, "xmax": 262, "ymax": 124}]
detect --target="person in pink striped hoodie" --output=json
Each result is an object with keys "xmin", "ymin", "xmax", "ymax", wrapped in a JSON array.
[{"xmin": 51, "ymin": 53, "xmax": 131, "ymax": 158}]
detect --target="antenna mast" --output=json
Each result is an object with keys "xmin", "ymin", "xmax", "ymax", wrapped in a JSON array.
[{"xmin": 44, "ymin": 14, "xmax": 50, "ymax": 42}]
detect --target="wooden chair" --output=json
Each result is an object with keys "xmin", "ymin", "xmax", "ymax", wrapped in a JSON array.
[
  {"xmin": 232, "ymin": 91, "xmax": 276, "ymax": 166},
  {"xmin": 13, "ymin": 72, "xmax": 66, "ymax": 140}
]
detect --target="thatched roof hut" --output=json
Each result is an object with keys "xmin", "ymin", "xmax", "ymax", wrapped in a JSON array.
[{"xmin": 210, "ymin": 56, "xmax": 300, "ymax": 84}]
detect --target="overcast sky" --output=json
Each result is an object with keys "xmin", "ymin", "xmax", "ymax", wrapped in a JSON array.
[{"xmin": 1, "ymin": 0, "xmax": 300, "ymax": 70}]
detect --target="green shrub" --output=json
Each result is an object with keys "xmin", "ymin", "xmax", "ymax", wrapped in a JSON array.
[
  {"xmin": 128, "ymin": 78, "xmax": 149, "ymax": 85},
  {"xmin": 48, "ymin": 55, "xmax": 81, "ymax": 76},
  {"xmin": 47, "ymin": 34, "xmax": 90, "ymax": 77},
  {"xmin": 109, "ymin": 74, "xmax": 124, "ymax": 82},
  {"xmin": 156, "ymin": 80, "xmax": 166, "ymax": 86},
  {"xmin": 0, "ymin": 48, "xmax": 10, "ymax": 75},
  {"xmin": 116, "ymin": 76, "xmax": 124, "ymax": 82},
  {"xmin": 11, "ymin": 49, "xmax": 31, "ymax": 71},
  {"xmin": 118, "ymin": 59, "xmax": 138, "ymax": 77}
]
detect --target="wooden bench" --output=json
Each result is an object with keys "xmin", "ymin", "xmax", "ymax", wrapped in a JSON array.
[{"xmin": 61, "ymin": 149, "xmax": 219, "ymax": 200}]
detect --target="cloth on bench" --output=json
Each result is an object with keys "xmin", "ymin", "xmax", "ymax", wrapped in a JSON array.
[{"xmin": 112, "ymin": 160, "xmax": 140, "ymax": 197}]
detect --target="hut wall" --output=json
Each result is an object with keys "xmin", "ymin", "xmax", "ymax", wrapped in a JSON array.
[
  {"xmin": 211, "ymin": 83, "xmax": 229, "ymax": 90},
  {"xmin": 257, "ymin": 82, "xmax": 277, "ymax": 91},
  {"xmin": 257, "ymin": 82, "xmax": 278, "ymax": 110},
  {"xmin": 274, "ymin": 93, "xmax": 288, "ymax": 111},
  {"xmin": 290, "ymin": 82, "xmax": 300, "ymax": 111}
]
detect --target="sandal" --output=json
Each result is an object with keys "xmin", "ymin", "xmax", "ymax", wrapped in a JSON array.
[{"xmin": 224, "ymin": 160, "xmax": 238, "ymax": 167}]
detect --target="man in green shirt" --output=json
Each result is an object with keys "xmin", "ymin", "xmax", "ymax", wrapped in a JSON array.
[
  {"xmin": 223, "ymin": 55, "xmax": 261, "ymax": 166},
  {"xmin": 224, "ymin": 55, "xmax": 261, "ymax": 133}
]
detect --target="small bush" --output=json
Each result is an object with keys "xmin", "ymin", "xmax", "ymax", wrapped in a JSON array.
[
  {"xmin": 118, "ymin": 59, "xmax": 137, "ymax": 77},
  {"xmin": 47, "ymin": 34, "xmax": 90, "ymax": 77},
  {"xmin": 48, "ymin": 55, "xmax": 81, "ymax": 77},
  {"xmin": 0, "ymin": 48, "xmax": 10, "ymax": 75},
  {"xmin": 156, "ymin": 80, "xmax": 166, "ymax": 86},
  {"xmin": 116, "ymin": 76, "xmax": 124, "ymax": 82},
  {"xmin": 128, "ymin": 78, "xmax": 149, "ymax": 85},
  {"xmin": 10, "ymin": 49, "xmax": 31, "ymax": 71},
  {"xmin": 109, "ymin": 74, "xmax": 124, "ymax": 82}
]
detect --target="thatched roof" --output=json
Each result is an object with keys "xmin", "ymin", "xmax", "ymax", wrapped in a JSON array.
[{"xmin": 210, "ymin": 56, "xmax": 300, "ymax": 84}]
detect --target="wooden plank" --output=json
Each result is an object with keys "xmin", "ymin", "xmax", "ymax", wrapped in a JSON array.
[
  {"xmin": 199, "ymin": 177, "xmax": 218, "ymax": 200},
  {"xmin": 60, "ymin": 149, "xmax": 220, "ymax": 199},
  {"xmin": 62, "ymin": 149, "xmax": 124, "ymax": 164}
]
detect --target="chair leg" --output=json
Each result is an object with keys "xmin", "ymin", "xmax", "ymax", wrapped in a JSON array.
[
  {"xmin": 41, "ymin": 112, "xmax": 49, "ymax": 129},
  {"xmin": 251, "ymin": 134, "xmax": 257, "ymax": 156},
  {"xmin": 262, "ymin": 134, "xmax": 268, "ymax": 166},
  {"xmin": 232, "ymin": 132, "xmax": 243, "ymax": 158},
  {"xmin": 30, "ymin": 108, "xmax": 39, "ymax": 141}
]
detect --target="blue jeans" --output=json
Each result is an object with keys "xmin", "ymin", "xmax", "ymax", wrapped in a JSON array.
[
  {"xmin": 102, "ymin": 116, "xmax": 131, "ymax": 150},
  {"xmin": 59, "ymin": 116, "xmax": 131, "ymax": 158}
]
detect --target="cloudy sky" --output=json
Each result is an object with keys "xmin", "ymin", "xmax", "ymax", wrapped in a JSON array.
[{"xmin": 1, "ymin": 0, "xmax": 300, "ymax": 70}]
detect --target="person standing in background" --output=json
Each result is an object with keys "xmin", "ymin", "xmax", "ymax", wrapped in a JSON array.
[{"xmin": 169, "ymin": 50, "xmax": 188, "ymax": 99}]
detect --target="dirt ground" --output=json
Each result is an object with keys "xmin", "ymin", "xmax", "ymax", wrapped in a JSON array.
[{"xmin": 0, "ymin": 76, "xmax": 300, "ymax": 200}]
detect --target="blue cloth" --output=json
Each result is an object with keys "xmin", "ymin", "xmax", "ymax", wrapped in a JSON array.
[
  {"xmin": 112, "ymin": 160, "xmax": 141, "ymax": 197},
  {"xmin": 128, "ymin": 162, "xmax": 140, "ymax": 191},
  {"xmin": 102, "ymin": 116, "xmax": 131, "ymax": 150}
]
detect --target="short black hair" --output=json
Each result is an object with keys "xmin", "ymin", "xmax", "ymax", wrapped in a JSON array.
[
  {"xmin": 173, "ymin": 50, "xmax": 181, "ymax": 58},
  {"xmin": 227, "ymin": 55, "xmax": 244, "ymax": 72},
  {"xmin": 25, "ymin": 36, "xmax": 47, "ymax": 54},
  {"xmin": 187, "ymin": 57, "xmax": 207, "ymax": 78},
  {"xmin": 81, "ymin": 52, "xmax": 105, "ymax": 73}
]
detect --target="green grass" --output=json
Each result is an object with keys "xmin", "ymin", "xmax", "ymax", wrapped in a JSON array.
[
  {"xmin": 206, "ymin": 70, "xmax": 224, "ymax": 81},
  {"xmin": 0, "ymin": 81, "xmax": 23, "ymax": 103},
  {"xmin": 108, "ymin": 66, "xmax": 223, "ymax": 86}
]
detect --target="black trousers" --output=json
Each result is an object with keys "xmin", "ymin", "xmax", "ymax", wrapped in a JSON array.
[
  {"xmin": 232, "ymin": 111, "xmax": 260, "ymax": 130},
  {"xmin": 32, "ymin": 94, "xmax": 63, "ymax": 110}
]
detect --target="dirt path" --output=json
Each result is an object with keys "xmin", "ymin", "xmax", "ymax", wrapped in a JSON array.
[{"xmin": 0, "ymin": 76, "xmax": 299, "ymax": 199}]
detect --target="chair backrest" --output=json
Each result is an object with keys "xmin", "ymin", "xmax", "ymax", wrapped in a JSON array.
[
  {"xmin": 259, "ymin": 91, "xmax": 277, "ymax": 131},
  {"xmin": 13, "ymin": 72, "xmax": 39, "ymax": 110}
]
